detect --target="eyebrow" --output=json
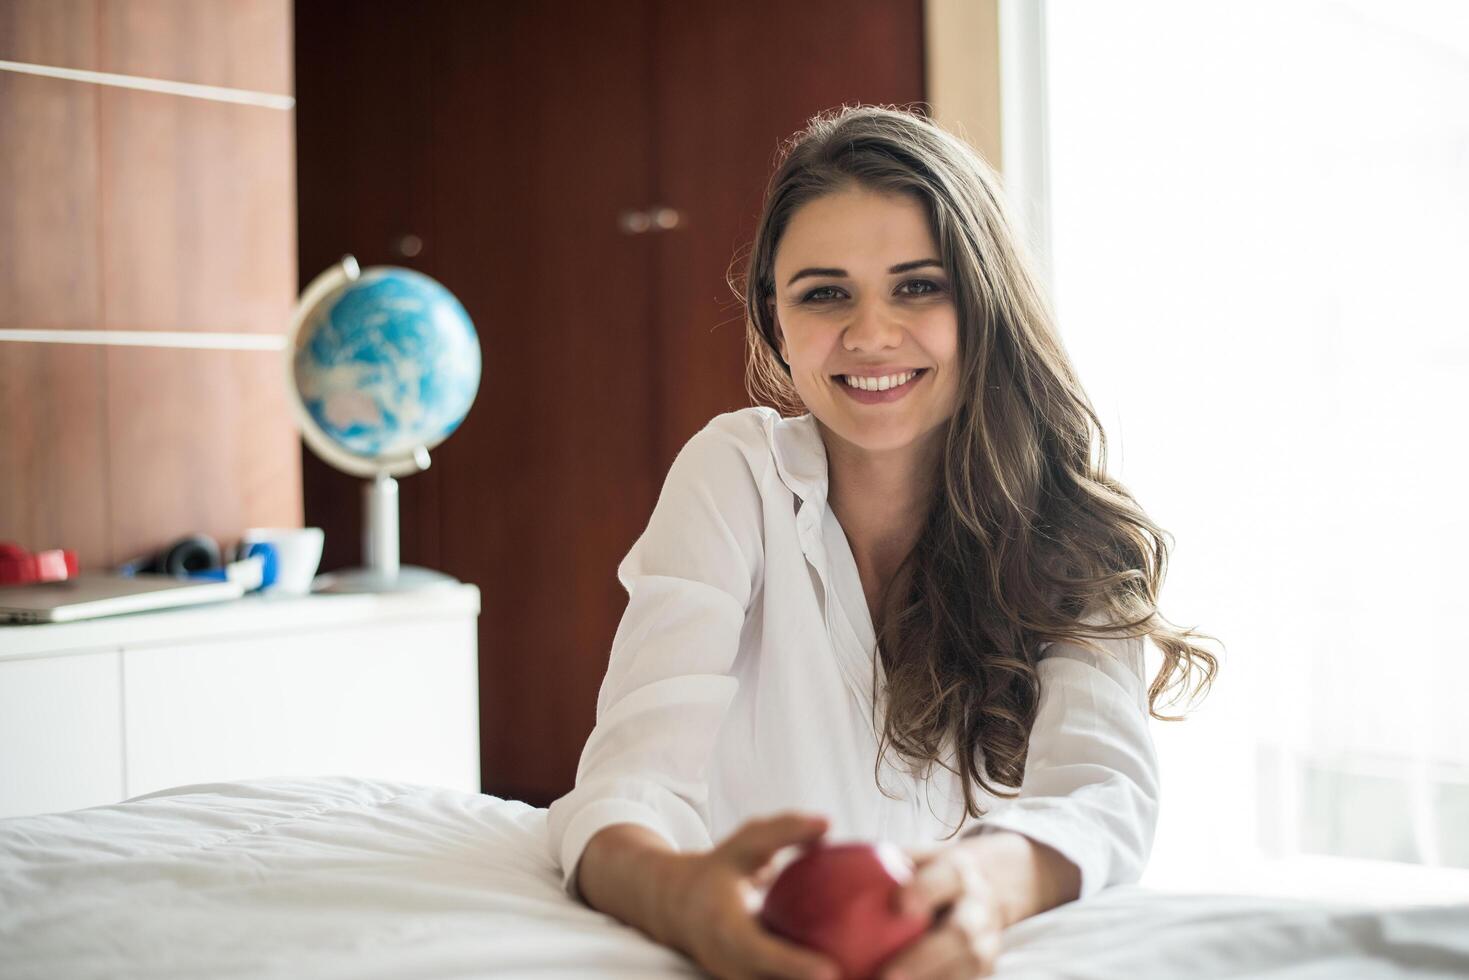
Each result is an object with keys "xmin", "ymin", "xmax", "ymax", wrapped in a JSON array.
[{"xmin": 785, "ymin": 258, "xmax": 944, "ymax": 287}]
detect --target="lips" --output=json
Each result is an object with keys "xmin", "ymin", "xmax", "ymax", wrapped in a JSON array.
[
  {"xmin": 831, "ymin": 368, "xmax": 927, "ymax": 381},
  {"xmin": 836, "ymin": 368, "xmax": 928, "ymax": 404},
  {"xmin": 835, "ymin": 368, "xmax": 927, "ymax": 390}
]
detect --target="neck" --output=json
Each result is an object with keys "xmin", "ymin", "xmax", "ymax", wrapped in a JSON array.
[{"xmin": 819, "ymin": 420, "xmax": 943, "ymax": 576}]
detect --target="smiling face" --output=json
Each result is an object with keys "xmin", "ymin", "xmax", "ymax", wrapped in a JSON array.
[{"xmin": 770, "ymin": 186, "xmax": 961, "ymax": 457}]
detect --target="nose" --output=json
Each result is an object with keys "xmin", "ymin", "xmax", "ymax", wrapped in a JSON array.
[{"xmin": 842, "ymin": 299, "xmax": 903, "ymax": 353}]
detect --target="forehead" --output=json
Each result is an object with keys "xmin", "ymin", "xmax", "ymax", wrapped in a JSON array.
[{"xmin": 774, "ymin": 188, "xmax": 936, "ymax": 272}]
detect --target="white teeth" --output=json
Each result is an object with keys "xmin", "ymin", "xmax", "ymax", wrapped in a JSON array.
[{"xmin": 843, "ymin": 370, "xmax": 918, "ymax": 391}]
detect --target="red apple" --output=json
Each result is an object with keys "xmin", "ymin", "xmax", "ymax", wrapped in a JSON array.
[{"xmin": 758, "ymin": 841, "xmax": 932, "ymax": 979}]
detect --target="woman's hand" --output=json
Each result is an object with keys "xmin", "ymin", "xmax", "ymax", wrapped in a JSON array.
[
  {"xmin": 876, "ymin": 841, "xmax": 1006, "ymax": 980},
  {"xmin": 660, "ymin": 812, "xmax": 842, "ymax": 980}
]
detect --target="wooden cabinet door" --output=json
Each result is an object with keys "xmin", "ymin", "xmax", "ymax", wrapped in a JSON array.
[
  {"xmin": 650, "ymin": 1, "xmax": 927, "ymax": 469},
  {"xmin": 427, "ymin": 1, "xmax": 662, "ymax": 806},
  {"xmin": 296, "ymin": 0, "xmax": 923, "ymax": 806},
  {"xmin": 297, "ymin": 0, "xmax": 660, "ymax": 805}
]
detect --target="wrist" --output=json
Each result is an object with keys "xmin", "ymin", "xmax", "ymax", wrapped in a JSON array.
[
  {"xmin": 960, "ymin": 829, "xmax": 1082, "ymax": 928},
  {"xmin": 578, "ymin": 824, "xmax": 696, "ymax": 948},
  {"xmin": 645, "ymin": 849, "xmax": 700, "ymax": 949}
]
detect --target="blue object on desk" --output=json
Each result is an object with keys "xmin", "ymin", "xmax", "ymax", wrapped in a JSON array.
[
  {"xmin": 243, "ymin": 542, "xmax": 280, "ymax": 589},
  {"xmin": 187, "ymin": 543, "xmax": 278, "ymax": 592}
]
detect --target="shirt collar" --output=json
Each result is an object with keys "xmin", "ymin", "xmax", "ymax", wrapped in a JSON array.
[
  {"xmin": 760, "ymin": 407, "xmax": 838, "ymax": 570},
  {"xmin": 762, "ymin": 409, "xmax": 829, "ymax": 515}
]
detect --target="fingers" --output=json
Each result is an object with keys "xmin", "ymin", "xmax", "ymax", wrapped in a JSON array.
[
  {"xmin": 878, "ymin": 900, "xmax": 1001, "ymax": 980},
  {"xmin": 901, "ymin": 840, "xmax": 944, "ymax": 864},
  {"xmin": 742, "ymin": 922, "xmax": 842, "ymax": 980},
  {"xmin": 692, "ymin": 907, "xmax": 840, "ymax": 980},
  {"xmin": 878, "ymin": 922, "xmax": 967, "ymax": 980},
  {"xmin": 722, "ymin": 811, "xmax": 829, "ymax": 874},
  {"xmin": 892, "ymin": 849, "xmax": 966, "ymax": 920},
  {"xmin": 750, "ymin": 860, "xmax": 782, "ymax": 892}
]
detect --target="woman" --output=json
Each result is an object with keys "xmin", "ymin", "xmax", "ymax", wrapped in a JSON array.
[{"xmin": 546, "ymin": 105, "xmax": 1219, "ymax": 980}]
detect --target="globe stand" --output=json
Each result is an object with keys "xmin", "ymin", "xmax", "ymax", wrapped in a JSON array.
[{"xmin": 312, "ymin": 472, "xmax": 460, "ymax": 594}]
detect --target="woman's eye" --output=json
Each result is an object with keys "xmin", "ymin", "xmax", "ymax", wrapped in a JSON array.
[
  {"xmin": 897, "ymin": 279, "xmax": 943, "ymax": 296},
  {"xmin": 801, "ymin": 286, "xmax": 844, "ymax": 303},
  {"xmin": 799, "ymin": 280, "xmax": 944, "ymax": 304}
]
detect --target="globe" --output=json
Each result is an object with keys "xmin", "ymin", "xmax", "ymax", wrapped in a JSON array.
[
  {"xmin": 286, "ymin": 255, "xmax": 481, "ymax": 592},
  {"xmin": 292, "ymin": 258, "xmax": 481, "ymax": 475}
]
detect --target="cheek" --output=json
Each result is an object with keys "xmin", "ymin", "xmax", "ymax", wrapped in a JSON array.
[
  {"xmin": 937, "ymin": 306, "xmax": 961, "ymax": 339},
  {"xmin": 784, "ymin": 324, "xmax": 838, "ymax": 368},
  {"xmin": 919, "ymin": 311, "xmax": 961, "ymax": 364}
]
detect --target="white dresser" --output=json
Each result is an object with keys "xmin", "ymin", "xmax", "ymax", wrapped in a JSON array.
[{"xmin": 0, "ymin": 584, "xmax": 480, "ymax": 819}]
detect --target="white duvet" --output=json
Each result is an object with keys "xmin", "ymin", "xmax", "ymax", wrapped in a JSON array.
[{"xmin": 0, "ymin": 777, "xmax": 1464, "ymax": 979}]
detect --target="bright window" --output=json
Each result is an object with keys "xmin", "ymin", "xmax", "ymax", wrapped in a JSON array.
[{"xmin": 1020, "ymin": 0, "xmax": 1469, "ymax": 902}]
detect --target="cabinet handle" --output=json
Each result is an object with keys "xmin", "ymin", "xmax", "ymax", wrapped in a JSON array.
[
  {"xmin": 618, "ymin": 210, "xmax": 652, "ymax": 234},
  {"xmin": 618, "ymin": 207, "xmax": 684, "ymax": 234},
  {"xmin": 393, "ymin": 234, "xmax": 424, "ymax": 258},
  {"xmin": 649, "ymin": 206, "xmax": 682, "ymax": 230}
]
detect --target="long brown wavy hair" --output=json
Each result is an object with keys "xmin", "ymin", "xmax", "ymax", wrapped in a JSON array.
[{"xmin": 736, "ymin": 104, "xmax": 1222, "ymax": 831}]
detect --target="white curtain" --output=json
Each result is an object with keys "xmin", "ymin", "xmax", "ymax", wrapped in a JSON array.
[{"xmin": 1015, "ymin": 0, "xmax": 1469, "ymax": 902}]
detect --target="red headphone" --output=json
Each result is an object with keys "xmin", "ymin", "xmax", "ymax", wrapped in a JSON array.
[{"xmin": 0, "ymin": 542, "xmax": 79, "ymax": 586}]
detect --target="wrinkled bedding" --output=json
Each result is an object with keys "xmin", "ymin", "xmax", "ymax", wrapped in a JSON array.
[{"xmin": 0, "ymin": 777, "xmax": 1464, "ymax": 979}]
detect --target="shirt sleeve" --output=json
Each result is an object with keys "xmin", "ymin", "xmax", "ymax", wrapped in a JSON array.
[
  {"xmin": 545, "ymin": 418, "xmax": 765, "ymax": 902},
  {"xmin": 964, "ymin": 614, "xmax": 1161, "ymax": 903}
]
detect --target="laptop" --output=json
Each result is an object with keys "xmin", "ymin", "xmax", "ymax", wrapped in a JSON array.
[{"xmin": 0, "ymin": 573, "xmax": 245, "ymax": 625}]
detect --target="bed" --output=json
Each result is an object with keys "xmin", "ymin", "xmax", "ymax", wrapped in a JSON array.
[{"xmin": 1, "ymin": 776, "xmax": 1464, "ymax": 979}]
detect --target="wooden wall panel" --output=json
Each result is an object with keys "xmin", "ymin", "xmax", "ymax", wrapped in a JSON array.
[
  {"xmin": 103, "ymin": 346, "xmax": 300, "ymax": 564},
  {"xmin": 0, "ymin": 72, "xmax": 100, "ymax": 330},
  {"xmin": 97, "ymin": 0, "xmax": 291, "ymax": 95},
  {"xmin": 100, "ymin": 89, "xmax": 296, "ymax": 334},
  {"xmin": 0, "ymin": 0, "xmax": 300, "ymax": 572},
  {"xmin": 0, "ymin": 0, "xmax": 99, "ymax": 68},
  {"xmin": 0, "ymin": 345, "xmax": 109, "ymax": 569},
  {"xmin": 0, "ymin": 52, "xmax": 106, "ymax": 567}
]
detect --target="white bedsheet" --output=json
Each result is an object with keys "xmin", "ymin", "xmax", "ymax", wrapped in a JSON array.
[{"xmin": 0, "ymin": 777, "xmax": 1464, "ymax": 979}]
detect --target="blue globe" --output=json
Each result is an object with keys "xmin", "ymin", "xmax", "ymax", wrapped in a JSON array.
[{"xmin": 291, "ymin": 264, "xmax": 481, "ymax": 473}]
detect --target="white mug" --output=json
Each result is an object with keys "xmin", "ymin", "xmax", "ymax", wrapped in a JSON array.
[{"xmin": 241, "ymin": 527, "xmax": 325, "ymax": 595}]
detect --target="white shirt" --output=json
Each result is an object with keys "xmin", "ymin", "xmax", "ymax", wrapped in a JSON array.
[{"xmin": 546, "ymin": 407, "xmax": 1160, "ymax": 904}]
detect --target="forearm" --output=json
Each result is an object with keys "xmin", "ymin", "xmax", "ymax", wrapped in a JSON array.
[
  {"xmin": 960, "ymin": 830, "xmax": 1083, "ymax": 928},
  {"xmin": 576, "ymin": 823, "xmax": 690, "ymax": 946}
]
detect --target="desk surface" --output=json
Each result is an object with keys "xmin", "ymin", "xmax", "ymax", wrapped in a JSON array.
[{"xmin": 0, "ymin": 583, "xmax": 481, "ymax": 660}]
